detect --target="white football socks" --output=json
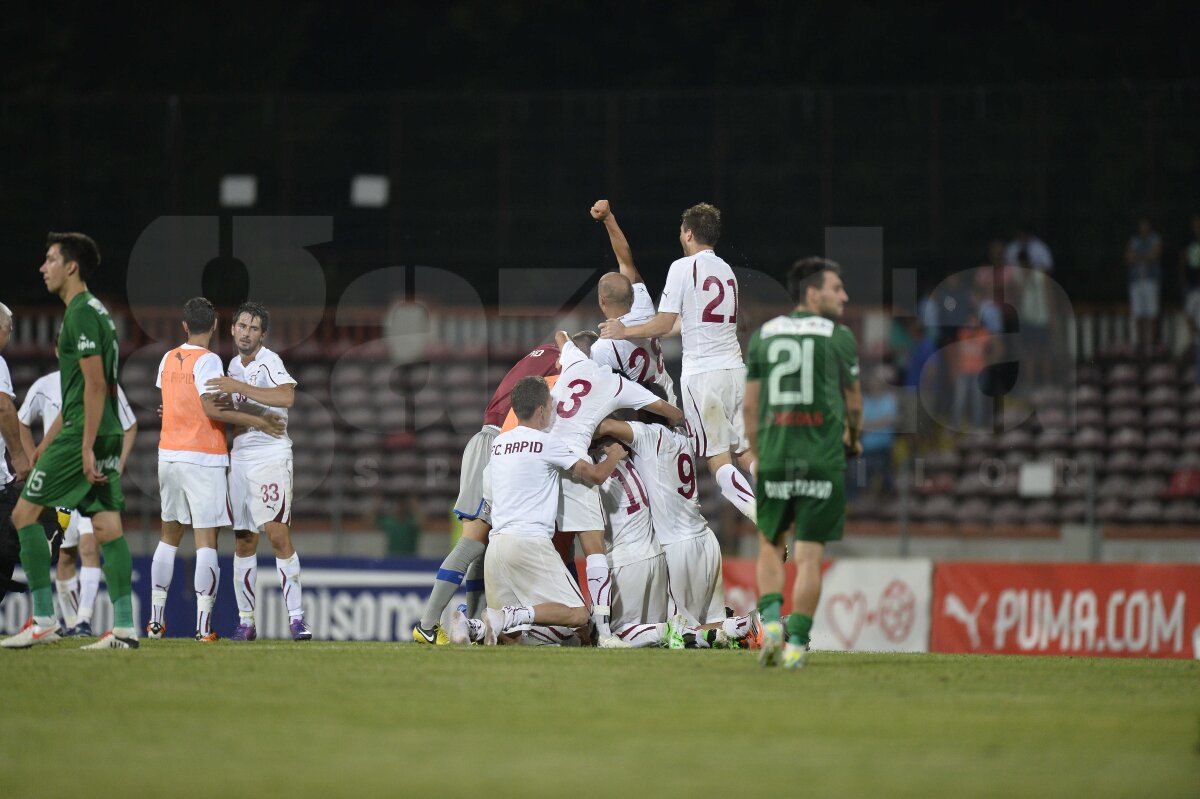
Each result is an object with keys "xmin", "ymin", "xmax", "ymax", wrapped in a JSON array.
[
  {"xmin": 233, "ymin": 555, "xmax": 258, "ymax": 624},
  {"xmin": 56, "ymin": 577, "xmax": 80, "ymax": 627},
  {"xmin": 149, "ymin": 541, "xmax": 178, "ymax": 624},
  {"xmin": 77, "ymin": 566, "xmax": 101, "ymax": 622},
  {"xmin": 277, "ymin": 553, "xmax": 304, "ymax": 619},
  {"xmin": 723, "ymin": 613, "xmax": 753, "ymax": 640},
  {"xmin": 585, "ymin": 554, "xmax": 612, "ymax": 636},
  {"xmin": 716, "ymin": 463, "xmax": 757, "ymax": 524},
  {"xmin": 194, "ymin": 547, "xmax": 219, "ymax": 636}
]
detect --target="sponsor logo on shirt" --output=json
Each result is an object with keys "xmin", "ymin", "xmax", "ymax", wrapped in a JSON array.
[{"xmin": 78, "ymin": 334, "xmax": 97, "ymax": 351}]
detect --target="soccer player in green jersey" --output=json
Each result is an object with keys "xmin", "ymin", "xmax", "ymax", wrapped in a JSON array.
[
  {"xmin": 1, "ymin": 233, "xmax": 139, "ymax": 650},
  {"xmin": 744, "ymin": 258, "xmax": 862, "ymax": 669}
]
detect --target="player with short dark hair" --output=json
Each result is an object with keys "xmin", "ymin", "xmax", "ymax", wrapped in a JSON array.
[
  {"xmin": 205, "ymin": 303, "xmax": 309, "ymax": 640},
  {"xmin": 18, "ymin": 331, "xmax": 138, "ymax": 636},
  {"xmin": 3, "ymin": 235, "xmax": 139, "ymax": 650},
  {"xmin": 599, "ymin": 201, "xmax": 757, "ymax": 528},
  {"xmin": 412, "ymin": 343, "xmax": 561, "ymax": 644},
  {"xmin": 150, "ymin": 297, "xmax": 285, "ymax": 641},
  {"xmin": 479, "ymin": 376, "xmax": 627, "ymax": 644},
  {"xmin": 745, "ymin": 257, "xmax": 862, "ymax": 669}
]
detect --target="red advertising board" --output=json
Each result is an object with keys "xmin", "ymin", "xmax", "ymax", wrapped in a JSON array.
[{"xmin": 932, "ymin": 563, "xmax": 1200, "ymax": 659}]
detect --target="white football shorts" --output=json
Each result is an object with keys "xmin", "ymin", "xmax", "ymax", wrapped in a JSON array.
[
  {"xmin": 230, "ymin": 457, "xmax": 293, "ymax": 533},
  {"xmin": 680, "ymin": 367, "xmax": 747, "ymax": 458},
  {"xmin": 610, "ymin": 552, "xmax": 670, "ymax": 630},
  {"xmin": 484, "ymin": 534, "xmax": 586, "ymax": 611},
  {"xmin": 662, "ymin": 532, "xmax": 726, "ymax": 625},
  {"xmin": 159, "ymin": 460, "xmax": 231, "ymax": 529}
]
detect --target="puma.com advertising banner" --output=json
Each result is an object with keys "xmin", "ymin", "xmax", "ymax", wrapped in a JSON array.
[
  {"xmin": 932, "ymin": 563, "xmax": 1200, "ymax": 659},
  {"xmin": 721, "ymin": 558, "xmax": 933, "ymax": 653}
]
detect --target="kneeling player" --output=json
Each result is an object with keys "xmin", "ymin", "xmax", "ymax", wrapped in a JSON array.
[{"xmin": 481, "ymin": 376, "xmax": 625, "ymax": 643}]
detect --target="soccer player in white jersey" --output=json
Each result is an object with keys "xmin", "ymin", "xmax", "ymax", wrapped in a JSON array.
[
  {"xmin": 205, "ymin": 301, "xmax": 311, "ymax": 641},
  {"xmin": 593, "ymin": 450, "xmax": 676, "ymax": 648},
  {"xmin": 548, "ymin": 330, "xmax": 683, "ymax": 639},
  {"xmin": 17, "ymin": 332, "xmax": 138, "ymax": 636},
  {"xmin": 588, "ymin": 199, "xmax": 677, "ymax": 404},
  {"xmin": 599, "ymin": 203, "xmax": 758, "ymax": 526},
  {"xmin": 0, "ymin": 302, "xmax": 32, "ymax": 606},
  {"xmin": 480, "ymin": 376, "xmax": 626, "ymax": 643},
  {"xmin": 596, "ymin": 385, "xmax": 758, "ymax": 648},
  {"xmin": 149, "ymin": 298, "xmax": 285, "ymax": 641}
]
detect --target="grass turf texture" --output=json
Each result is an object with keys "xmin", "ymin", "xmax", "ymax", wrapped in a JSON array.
[{"xmin": 2, "ymin": 642, "xmax": 1197, "ymax": 798}]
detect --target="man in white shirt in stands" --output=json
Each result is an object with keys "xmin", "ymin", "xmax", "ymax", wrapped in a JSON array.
[
  {"xmin": 205, "ymin": 301, "xmax": 310, "ymax": 641},
  {"xmin": 480, "ymin": 376, "xmax": 626, "ymax": 644},
  {"xmin": 547, "ymin": 330, "xmax": 683, "ymax": 642},
  {"xmin": 588, "ymin": 199, "xmax": 676, "ymax": 404},
  {"xmin": 599, "ymin": 202, "xmax": 758, "ymax": 527},
  {"xmin": 18, "ymin": 331, "xmax": 137, "ymax": 636}
]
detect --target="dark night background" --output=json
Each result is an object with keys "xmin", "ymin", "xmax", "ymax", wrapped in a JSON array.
[{"xmin": 2, "ymin": 2, "xmax": 1197, "ymax": 310}]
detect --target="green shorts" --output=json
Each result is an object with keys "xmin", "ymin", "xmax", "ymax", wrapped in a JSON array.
[
  {"xmin": 20, "ymin": 432, "xmax": 125, "ymax": 515},
  {"xmin": 756, "ymin": 470, "xmax": 844, "ymax": 544}
]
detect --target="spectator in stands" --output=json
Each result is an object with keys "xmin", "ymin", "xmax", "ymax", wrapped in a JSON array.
[
  {"xmin": 1016, "ymin": 251, "xmax": 1052, "ymax": 388},
  {"xmin": 1180, "ymin": 214, "xmax": 1200, "ymax": 380},
  {"xmin": 975, "ymin": 239, "xmax": 1020, "ymax": 299},
  {"xmin": 904, "ymin": 322, "xmax": 941, "ymax": 450},
  {"xmin": 857, "ymin": 367, "xmax": 898, "ymax": 499},
  {"xmin": 1005, "ymin": 224, "xmax": 1054, "ymax": 272},
  {"xmin": 375, "ymin": 494, "xmax": 422, "ymax": 555},
  {"xmin": 1126, "ymin": 216, "xmax": 1162, "ymax": 355},
  {"xmin": 952, "ymin": 309, "xmax": 989, "ymax": 430}
]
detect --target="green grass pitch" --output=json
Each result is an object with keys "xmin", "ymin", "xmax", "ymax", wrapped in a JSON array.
[{"xmin": 2, "ymin": 641, "xmax": 1197, "ymax": 797}]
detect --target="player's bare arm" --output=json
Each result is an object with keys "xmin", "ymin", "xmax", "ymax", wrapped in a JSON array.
[
  {"xmin": 201, "ymin": 393, "xmax": 286, "ymax": 437},
  {"xmin": 594, "ymin": 417, "xmax": 635, "ymax": 447},
  {"xmin": 600, "ymin": 311, "xmax": 677, "ymax": 341},
  {"xmin": 0, "ymin": 391, "xmax": 31, "ymax": 480},
  {"xmin": 570, "ymin": 441, "xmax": 626, "ymax": 486},
  {"xmin": 591, "ymin": 199, "xmax": 643, "ymax": 285},
  {"xmin": 644, "ymin": 398, "xmax": 685, "ymax": 427},
  {"xmin": 118, "ymin": 421, "xmax": 137, "ymax": 475},
  {"xmin": 554, "ymin": 330, "xmax": 570, "ymax": 350},
  {"xmin": 842, "ymin": 380, "xmax": 864, "ymax": 457},
  {"xmin": 744, "ymin": 378, "xmax": 761, "ymax": 455},
  {"xmin": 204, "ymin": 376, "xmax": 295, "ymax": 409},
  {"xmin": 78, "ymin": 354, "xmax": 109, "ymax": 485},
  {"xmin": 18, "ymin": 419, "xmax": 36, "ymax": 470}
]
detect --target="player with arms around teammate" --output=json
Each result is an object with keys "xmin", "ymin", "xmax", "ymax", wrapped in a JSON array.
[
  {"xmin": 205, "ymin": 302, "xmax": 310, "ymax": 640},
  {"xmin": 588, "ymin": 200, "xmax": 676, "ymax": 403},
  {"xmin": 412, "ymin": 342, "xmax": 561, "ymax": 645},
  {"xmin": 599, "ymin": 202, "xmax": 757, "ymax": 526},
  {"xmin": 0, "ymin": 302, "xmax": 33, "ymax": 607},
  {"xmin": 549, "ymin": 329, "xmax": 683, "ymax": 641},
  {"xmin": 18, "ymin": 332, "xmax": 137, "ymax": 636},
  {"xmin": 149, "ymin": 298, "xmax": 286, "ymax": 641},
  {"xmin": 3, "ymin": 233, "xmax": 140, "ymax": 650},
  {"xmin": 481, "ymin": 376, "xmax": 626, "ymax": 643},
  {"xmin": 745, "ymin": 258, "xmax": 862, "ymax": 669}
]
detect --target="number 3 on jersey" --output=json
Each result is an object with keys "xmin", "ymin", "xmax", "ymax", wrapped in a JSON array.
[
  {"xmin": 556, "ymin": 379, "xmax": 593, "ymax": 418},
  {"xmin": 767, "ymin": 338, "xmax": 814, "ymax": 405}
]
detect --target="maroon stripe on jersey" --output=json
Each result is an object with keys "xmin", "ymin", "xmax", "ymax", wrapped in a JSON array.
[
  {"xmin": 612, "ymin": 342, "xmax": 625, "ymax": 371},
  {"xmin": 656, "ymin": 429, "xmax": 663, "ymax": 454},
  {"xmin": 614, "ymin": 379, "xmax": 623, "ymax": 397},
  {"xmin": 692, "ymin": 260, "xmax": 697, "ymax": 287}
]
